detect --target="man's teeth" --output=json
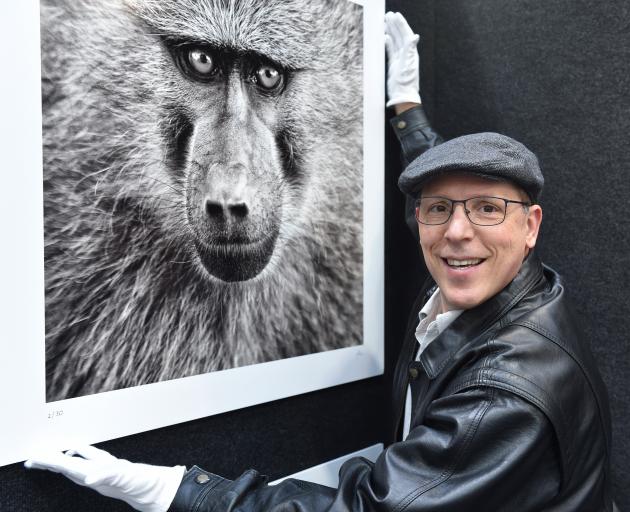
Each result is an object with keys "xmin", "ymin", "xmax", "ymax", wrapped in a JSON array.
[{"xmin": 446, "ymin": 258, "xmax": 482, "ymax": 267}]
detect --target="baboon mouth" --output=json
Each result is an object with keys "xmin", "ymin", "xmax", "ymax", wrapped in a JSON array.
[{"xmin": 193, "ymin": 231, "xmax": 279, "ymax": 282}]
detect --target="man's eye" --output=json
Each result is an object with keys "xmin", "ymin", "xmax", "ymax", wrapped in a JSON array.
[
  {"xmin": 429, "ymin": 204, "xmax": 449, "ymax": 213},
  {"xmin": 475, "ymin": 200, "xmax": 504, "ymax": 214},
  {"xmin": 255, "ymin": 65, "xmax": 283, "ymax": 90}
]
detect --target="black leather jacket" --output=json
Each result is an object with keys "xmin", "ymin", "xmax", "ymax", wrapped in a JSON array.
[{"xmin": 169, "ymin": 107, "xmax": 612, "ymax": 511}]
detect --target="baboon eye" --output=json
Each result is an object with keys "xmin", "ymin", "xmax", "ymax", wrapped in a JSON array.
[
  {"xmin": 255, "ymin": 65, "xmax": 282, "ymax": 90},
  {"xmin": 174, "ymin": 45, "xmax": 219, "ymax": 82},
  {"xmin": 188, "ymin": 48, "xmax": 215, "ymax": 76}
]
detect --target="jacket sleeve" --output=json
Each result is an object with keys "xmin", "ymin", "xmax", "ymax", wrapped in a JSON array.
[
  {"xmin": 389, "ymin": 105, "xmax": 444, "ymax": 237},
  {"xmin": 167, "ymin": 387, "xmax": 561, "ymax": 512}
]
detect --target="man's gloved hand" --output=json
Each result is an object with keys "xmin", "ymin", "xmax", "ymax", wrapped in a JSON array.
[
  {"xmin": 385, "ymin": 11, "xmax": 421, "ymax": 107},
  {"xmin": 25, "ymin": 445, "xmax": 186, "ymax": 512}
]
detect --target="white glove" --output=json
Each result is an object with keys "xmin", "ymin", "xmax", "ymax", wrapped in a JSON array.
[
  {"xmin": 385, "ymin": 11, "xmax": 422, "ymax": 107},
  {"xmin": 25, "ymin": 445, "xmax": 186, "ymax": 512}
]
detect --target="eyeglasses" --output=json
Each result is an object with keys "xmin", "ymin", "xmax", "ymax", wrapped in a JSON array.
[{"xmin": 415, "ymin": 196, "xmax": 531, "ymax": 226}]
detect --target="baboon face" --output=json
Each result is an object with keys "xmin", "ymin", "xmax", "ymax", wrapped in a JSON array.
[
  {"xmin": 121, "ymin": 0, "xmax": 331, "ymax": 285},
  {"xmin": 166, "ymin": 45, "xmax": 288, "ymax": 282},
  {"xmin": 92, "ymin": 0, "xmax": 361, "ymax": 285}
]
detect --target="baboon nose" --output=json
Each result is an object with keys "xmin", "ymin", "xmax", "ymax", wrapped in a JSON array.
[{"xmin": 204, "ymin": 199, "xmax": 249, "ymax": 221}]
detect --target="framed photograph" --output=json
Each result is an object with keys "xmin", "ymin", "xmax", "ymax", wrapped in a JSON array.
[{"xmin": 0, "ymin": 0, "xmax": 384, "ymax": 466}]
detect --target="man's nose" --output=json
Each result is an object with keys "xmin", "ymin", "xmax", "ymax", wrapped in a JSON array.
[{"xmin": 444, "ymin": 203, "xmax": 474, "ymax": 240}]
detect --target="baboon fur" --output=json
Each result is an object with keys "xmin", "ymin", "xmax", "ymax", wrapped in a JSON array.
[{"xmin": 42, "ymin": 0, "xmax": 364, "ymax": 401}]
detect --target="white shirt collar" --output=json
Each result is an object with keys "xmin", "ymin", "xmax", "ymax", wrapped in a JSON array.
[
  {"xmin": 419, "ymin": 287, "xmax": 442, "ymax": 321},
  {"xmin": 414, "ymin": 288, "xmax": 463, "ymax": 357}
]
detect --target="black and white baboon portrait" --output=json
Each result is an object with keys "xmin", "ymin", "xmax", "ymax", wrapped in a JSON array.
[{"xmin": 42, "ymin": 0, "xmax": 364, "ymax": 401}]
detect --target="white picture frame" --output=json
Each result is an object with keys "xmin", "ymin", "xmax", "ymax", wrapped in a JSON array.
[{"xmin": 0, "ymin": 0, "xmax": 384, "ymax": 467}]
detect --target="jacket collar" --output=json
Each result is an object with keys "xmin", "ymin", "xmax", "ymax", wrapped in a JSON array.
[{"xmin": 419, "ymin": 251, "xmax": 545, "ymax": 378}]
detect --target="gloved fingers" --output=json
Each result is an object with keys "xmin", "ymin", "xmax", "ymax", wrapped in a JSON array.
[
  {"xmin": 25, "ymin": 451, "xmax": 75, "ymax": 472},
  {"xmin": 386, "ymin": 12, "xmax": 406, "ymax": 47},
  {"xmin": 24, "ymin": 453, "xmax": 62, "ymax": 473},
  {"xmin": 391, "ymin": 12, "xmax": 418, "ymax": 46},
  {"xmin": 66, "ymin": 445, "xmax": 117, "ymax": 463},
  {"xmin": 385, "ymin": 34, "xmax": 394, "ymax": 60},
  {"xmin": 25, "ymin": 451, "xmax": 93, "ymax": 483},
  {"xmin": 385, "ymin": 11, "xmax": 404, "ymax": 51}
]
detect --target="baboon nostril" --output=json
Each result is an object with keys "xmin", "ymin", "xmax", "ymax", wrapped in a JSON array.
[
  {"xmin": 205, "ymin": 199, "xmax": 224, "ymax": 218},
  {"xmin": 229, "ymin": 202, "xmax": 249, "ymax": 218},
  {"xmin": 205, "ymin": 199, "xmax": 248, "ymax": 220}
]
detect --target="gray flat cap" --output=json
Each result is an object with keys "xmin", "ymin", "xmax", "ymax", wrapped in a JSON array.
[{"xmin": 398, "ymin": 132, "xmax": 544, "ymax": 202}]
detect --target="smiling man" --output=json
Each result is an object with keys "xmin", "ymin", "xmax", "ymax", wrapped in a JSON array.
[{"xmin": 385, "ymin": 114, "xmax": 612, "ymax": 510}]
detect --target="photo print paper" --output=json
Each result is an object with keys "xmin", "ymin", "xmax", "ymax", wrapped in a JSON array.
[
  {"xmin": 42, "ymin": 0, "xmax": 366, "ymax": 401},
  {"xmin": 0, "ymin": 0, "xmax": 383, "ymax": 467}
]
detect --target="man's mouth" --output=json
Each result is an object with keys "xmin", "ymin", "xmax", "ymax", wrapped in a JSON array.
[{"xmin": 444, "ymin": 258, "xmax": 484, "ymax": 269}]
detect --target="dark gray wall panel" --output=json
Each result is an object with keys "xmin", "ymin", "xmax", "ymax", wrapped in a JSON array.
[{"xmin": 388, "ymin": 0, "xmax": 630, "ymax": 507}]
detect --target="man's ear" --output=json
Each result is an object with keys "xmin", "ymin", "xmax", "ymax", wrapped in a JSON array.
[{"xmin": 525, "ymin": 205, "xmax": 543, "ymax": 249}]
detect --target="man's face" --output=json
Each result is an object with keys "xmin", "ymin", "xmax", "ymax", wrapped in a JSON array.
[{"xmin": 417, "ymin": 174, "xmax": 543, "ymax": 312}]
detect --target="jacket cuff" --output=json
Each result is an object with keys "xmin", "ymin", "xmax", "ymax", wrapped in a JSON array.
[
  {"xmin": 389, "ymin": 105, "xmax": 442, "ymax": 166},
  {"xmin": 167, "ymin": 465, "xmax": 227, "ymax": 512},
  {"xmin": 389, "ymin": 105, "xmax": 431, "ymax": 139}
]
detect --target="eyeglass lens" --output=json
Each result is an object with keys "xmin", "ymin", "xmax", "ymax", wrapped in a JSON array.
[{"xmin": 416, "ymin": 196, "xmax": 508, "ymax": 226}]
